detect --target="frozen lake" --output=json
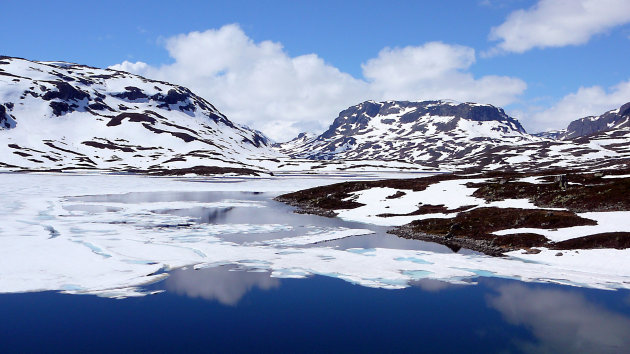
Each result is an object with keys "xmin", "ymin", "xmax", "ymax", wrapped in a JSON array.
[{"xmin": 1, "ymin": 172, "xmax": 630, "ymax": 352}]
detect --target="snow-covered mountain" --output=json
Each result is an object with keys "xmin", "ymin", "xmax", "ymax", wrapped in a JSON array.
[
  {"xmin": 278, "ymin": 100, "xmax": 534, "ymax": 161},
  {"xmin": 0, "ymin": 56, "xmax": 275, "ymax": 174},
  {"xmin": 278, "ymin": 100, "xmax": 630, "ymax": 171},
  {"xmin": 2, "ymin": 55, "xmax": 628, "ymax": 174}
]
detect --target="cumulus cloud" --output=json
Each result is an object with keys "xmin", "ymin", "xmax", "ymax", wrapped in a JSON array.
[
  {"xmin": 110, "ymin": 25, "xmax": 367, "ymax": 141},
  {"xmin": 488, "ymin": 0, "xmax": 630, "ymax": 54},
  {"xmin": 521, "ymin": 79, "xmax": 630, "ymax": 132},
  {"xmin": 111, "ymin": 24, "xmax": 526, "ymax": 141},
  {"xmin": 363, "ymin": 43, "xmax": 526, "ymax": 105}
]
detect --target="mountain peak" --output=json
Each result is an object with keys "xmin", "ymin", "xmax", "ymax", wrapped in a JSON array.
[
  {"xmin": 280, "ymin": 99, "xmax": 530, "ymax": 163},
  {"xmin": 319, "ymin": 100, "xmax": 526, "ymax": 141}
]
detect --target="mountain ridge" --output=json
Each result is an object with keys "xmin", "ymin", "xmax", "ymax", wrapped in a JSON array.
[
  {"xmin": 278, "ymin": 99, "xmax": 630, "ymax": 171},
  {"xmin": 278, "ymin": 99, "xmax": 536, "ymax": 161},
  {"xmin": 2, "ymin": 55, "xmax": 629, "ymax": 174}
]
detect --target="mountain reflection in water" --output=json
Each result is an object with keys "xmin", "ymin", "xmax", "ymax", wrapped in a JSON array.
[{"xmin": 157, "ymin": 207, "xmax": 235, "ymax": 224}]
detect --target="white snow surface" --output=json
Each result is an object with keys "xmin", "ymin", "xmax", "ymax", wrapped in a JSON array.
[{"xmin": 2, "ymin": 173, "xmax": 630, "ymax": 299}]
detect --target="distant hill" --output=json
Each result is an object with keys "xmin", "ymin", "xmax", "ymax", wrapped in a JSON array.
[{"xmin": 0, "ymin": 56, "xmax": 274, "ymax": 174}]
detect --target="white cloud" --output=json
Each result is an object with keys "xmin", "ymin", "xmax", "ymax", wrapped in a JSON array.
[
  {"xmin": 111, "ymin": 24, "xmax": 526, "ymax": 141},
  {"xmin": 111, "ymin": 25, "xmax": 368, "ymax": 141},
  {"xmin": 488, "ymin": 0, "xmax": 630, "ymax": 54},
  {"xmin": 521, "ymin": 79, "xmax": 630, "ymax": 132},
  {"xmin": 363, "ymin": 43, "xmax": 526, "ymax": 105}
]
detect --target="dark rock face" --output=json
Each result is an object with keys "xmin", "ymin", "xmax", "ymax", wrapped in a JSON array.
[
  {"xmin": 0, "ymin": 104, "xmax": 16, "ymax": 129},
  {"xmin": 161, "ymin": 89, "xmax": 188, "ymax": 105},
  {"xmin": 87, "ymin": 101, "xmax": 112, "ymax": 111},
  {"xmin": 106, "ymin": 112, "xmax": 158, "ymax": 127},
  {"xmin": 150, "ymin": 88, "xmax": 194, "ymax": 111},
  {"xmin": 49, "ymin": 101, "xmax": 71, "ymax": 116},
  {"xmin": 564, "ymin": 102, "xmax": 630, "ymax": 139},
  {"xmin": 113, "ymin": 86, "xmax": 148, "ymax": 101},
  {"xmin": 42, "ymin": 82, "xmax": 90, "ymax": 102}
]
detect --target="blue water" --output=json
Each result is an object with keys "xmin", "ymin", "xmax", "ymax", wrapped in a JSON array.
[{"xmin": 2, "ymin": 266, "xmax": 629, "ymax": 353}]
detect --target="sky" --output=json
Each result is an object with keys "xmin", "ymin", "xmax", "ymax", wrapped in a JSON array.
[{"xmin": 2, "ymin": 0, "xmax": 630, "ymax": 141}]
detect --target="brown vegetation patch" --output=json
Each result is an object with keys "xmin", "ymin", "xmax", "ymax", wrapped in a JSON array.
[
  {"xmin": 490, "ymin": 233, "xmax": 550, "ymax": 249},
  {"xmin": 469, "ymin": 171, "xmax": 630, "ymax": 212},
  {"xmin": 552, "ymin": 232, "xmax": 630, "ymax": 250},
  {"xmin": 275, "ymin": 168, "xmax": 630, "ymax": 253},
  {"xmin": 407, "ymin": 207, "xmax": 595, "ymax": 239},
  {"xmin": 389, "ymin": 207, "xmax": 597, "ymax": 255},
  {"xmin": 146, "ymin": 165, "xmax": 262, "ymax": 176}
]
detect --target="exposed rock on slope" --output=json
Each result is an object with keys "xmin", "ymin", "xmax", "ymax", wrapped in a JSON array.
[
  {"xmin": 278, "ymin": 100, "xmax": 630, "ymax": 171},
  {"xmin": 0, "ymin": 56, "xmax": 274, "ymax": 173},
  {"xmin": 279, "ymin": 100, "xmax": 530, "ymax": 163}
]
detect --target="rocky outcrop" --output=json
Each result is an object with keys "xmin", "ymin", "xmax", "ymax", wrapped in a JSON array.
[
  {"xmin": 0, "ymin": 103, "xmax": 17, "ymax": 129},
  {"xmin": 563, "ymin": 102, "xmax": 630, "ymax": 139}
]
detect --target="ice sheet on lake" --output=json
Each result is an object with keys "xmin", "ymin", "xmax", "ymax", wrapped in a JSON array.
[
  {"xmin": 249, "ymin": 228, "xmax": 375, "ymax": 246},
  {"xmin": 1, "ymin": 173, "xmax": 630, "ymax": 298}
]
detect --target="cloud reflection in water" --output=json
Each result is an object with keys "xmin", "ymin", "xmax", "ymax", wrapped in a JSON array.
[
  {"xmin": 488, "ymin": 283, "xmax": 630, "ymax": 353},
  {"xmin": 164, "ymin": 266, "xmax": 280, "ymax": 306}
]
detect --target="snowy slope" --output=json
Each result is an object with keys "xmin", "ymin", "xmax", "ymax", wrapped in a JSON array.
[
  {"xmin": 279, "ymin": 100, "xmax": 630, "ymax": 171},
  {"xmin": 0, "ymin": 56, "xmax": 276, "ymax": 173}
]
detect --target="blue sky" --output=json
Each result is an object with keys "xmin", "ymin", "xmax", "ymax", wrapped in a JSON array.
[{"xmin": 3, "ymin": 0, "xmax": 630, "ymax": 140}]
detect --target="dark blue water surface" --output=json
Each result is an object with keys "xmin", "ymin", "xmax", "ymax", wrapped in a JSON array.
[{"xmin": 2, "ymin": 266, "xmax": 630, "ymax": 353}]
